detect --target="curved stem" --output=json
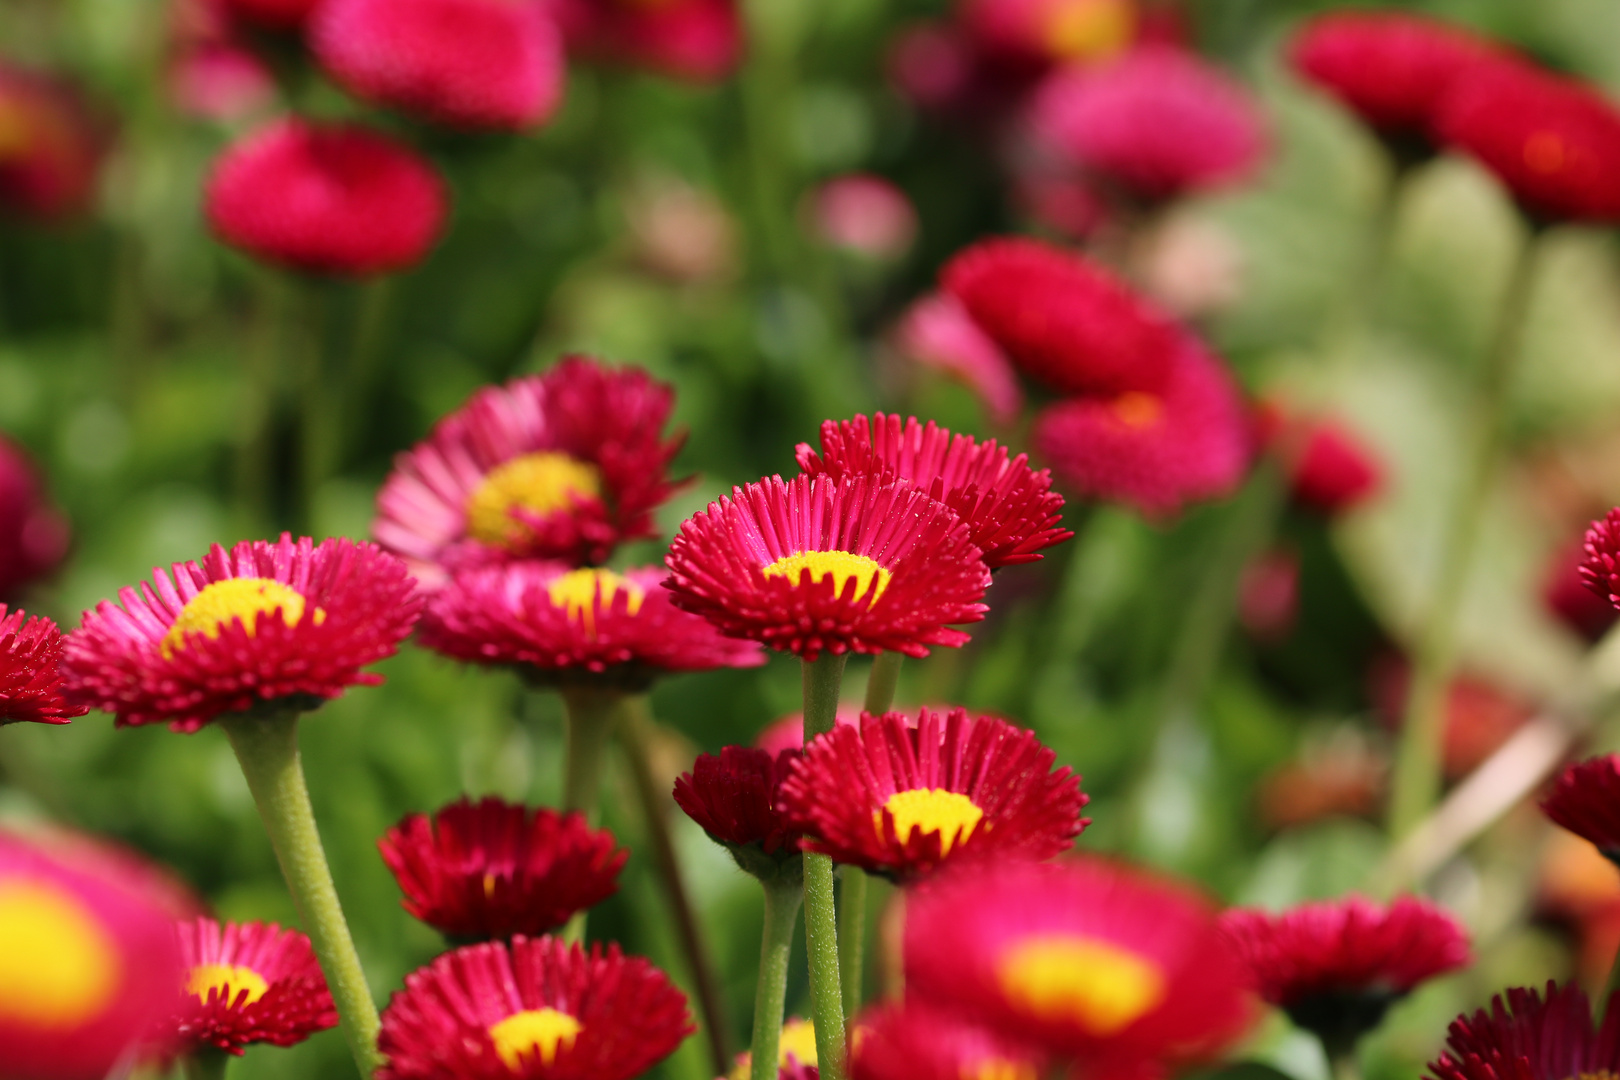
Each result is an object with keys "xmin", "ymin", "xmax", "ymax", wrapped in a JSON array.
[
  {"xmin": 751, "ymin": 878, "xmax": 804, "ymax": 1080},
  {"xmin": 801, "ymin": 653, "xmax": 849, "ymax": 1080},
  {"xmin": 558, "ymin": 686, "xmax": 619, "ymax": 823},
  {"xmin": 220, "ymin": 711, "xmax": 381, "ymax": 1078}
]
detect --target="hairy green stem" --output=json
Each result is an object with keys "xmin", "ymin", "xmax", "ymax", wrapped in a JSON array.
[
  {"xmin": 837, "ymin": 866, "xmax": 866, "ymax": 1016},
  {"xmin": 801, "ymin": 653, "xmax": 849, "ymax": 1080},
  {"xmin": 751, "ymin": 877, "xmax": 804, "ymax": 1080},
  {"xmin": 862, "ymin": 651, "xmax": 902, "ymax": 714},
  {"xmin": 557, "ymin": 686, "xmax": 620, "ymax": 943},
  {"xmin": 183, "ymin": 1047, "xmax": 230, "ymax": 1080}
]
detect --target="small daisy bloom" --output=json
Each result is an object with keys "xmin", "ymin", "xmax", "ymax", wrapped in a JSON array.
[
  {"xmin": 1, "ymin": 607, "xmax": 87, "ymax": 725},
  {"xmin": 850, "ymin": 1002, "xmax": 1045, "ymax": 1080},
  {"xmin": 674, "ymin": 746, "xmax": 804, "ymax": 878},
  {"xmin": 1580, "ymin": 508, "xmax": 1620, "ymax": 611},
  {"xmin": 1429, "ymin": 981, "xmax": 1620, "ymax": 1080},
  {"xmin": 171, "ymin": 917, "xmax": 336, "ymax": 1055},
  {"xmin": 1543, "ymin": 755, "xmax": 1620, "ymax": 864}
]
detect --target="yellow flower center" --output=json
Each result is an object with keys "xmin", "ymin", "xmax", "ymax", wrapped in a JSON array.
[
  {"xmin": 1110, "ymin": 392, "xmax": 1164, "ymax": 430},
  {"xmin": 0, "ymin": 882, "xmax": 121, "ymax": 1029},
  {"xmin": 761, "ymin": 550, "xmax": 892, "ymax": 606},
  {"xmin": 490, "ymin": 1007, "xmax": 583, "ymax": 1070},
  {"xmin": 996, "ymin": 935, "xmax": 1165, "ymax": 1035},
  {"xmin": 966, "ymin": 1061, "xmax": 1039, "ymax": 1080},
  {"xmin": 161, "ymin": 577, "xmax": 324, "ymax": 659},
  {"xmin": 1042, "ymin": 0, "xmax": 1134, "ymax": 61},
  {"xmin": 727, "ymin": 1018, "xmax": 818, "ymax": 1079},
  {"xmin": 188, "ymin": 963, "xmax": 270, "ymax": 1007},
  {"xmin": 546, "ymin": 567, "xmax": 647, "ymax": 637},
  {"xmin": 877, "ymin": 789, "xmax": 985, "ymax": 854},
  {"xmin": 1525, "ymin": 131, "xmax": 1567, "ymax": 175},
  {"xmin": 465, "ymin": 451, "xmax": 602, "ymax": 548}
]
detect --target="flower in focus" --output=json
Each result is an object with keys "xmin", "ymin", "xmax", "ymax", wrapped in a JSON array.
[
  {"xmin": 170, "ymin": 917, "xmax": 336, "ymax": 1055},
  {"xmin": 377, "ymin": 935, "xmax": 693, "ymax": 1080},
  {"xmin": 312, "ymin": 0, "xmax": 565, "ymax": 131},
  {"xmin": 1543, "ymin": 755, "xmax": 1620, "ymax": 865},
  {"xmin": 1, "ymin": 607, "xmax": 86, "ymax": 725},
  {"xmin": 0, "ymin": 830, "xmax": 186, "ymax": 1080},
  {"xmin": 849, "ymin": 1002, "xmax": 1044, "ymax": 1080},
  {"xmin": 551, "ymin": 0, "xmax": 742, "ymax": 83},
  {"xmin": 205, "ymin": 117, "xmax": 448, "ymax": 275},
  {"xmin": 779, "ymin": 708, "xmax": 1088, "ymax": 881},
  {"xmin": 1427, "ymin": 981, "xmax": 1620, "ymax": 1080},
  {"xmin": 903, "ymin": 856, "xmax": 1254, "ymax": 1065},
  {"xmin": 797, "ymin": 413, "xmax": 1071, "ymax": 567},
  {"xmin": 891, "ymin": 294, "xmax": 1024, "ymax": 427},
  {"xmin": 374, "ymin": 357, "xmax": 687, "ymax": 580},
  {"xmin": 222, "ymin": 0, "xmax": 319, "ymax": 29},
  {"xmin": 379, "ymin": 797, "xmax": 627, "ymax": 941},
  {"xmin": 673, "ymin": 746, "xmax": 804, "ymax": 877},
  {"xmin": 726, "ymin": 1017, "xmax": 819, "ymax": 1079},
  {"xmin": 0, "ymin": 435, "xmax": 70, "ymax": 599},
  {"xmin": 808, "ymin": 174, "xmax": 917, "ymax": 261},
  {"xmin": 753, "ymin": 706, "xmax": 862, "ymax": 755},
  {"xmin": 0, "ymin": 63, "xmax": 107, "ymax": 222},
  {"xmin": 1219, "ymin": 896, "xmax": 1470, "ymax": 1056},
  {"xmin": 417, "ymin": 563, "xmax": 764, "ymax": 689},
  {"xmin": 61, "ymin": 534, "xmax": 421, "ymax": 731},
  {"xmin": 960, "ymin": 0, "xmax": 1136, "ymax": 67},
  {"xmin": 1580, "ymin": 508, "xmax": 1620, "ymax": 611},
  {"xmin": 664, "ymin": 473, "xmax": 991, "ymax": 660}
]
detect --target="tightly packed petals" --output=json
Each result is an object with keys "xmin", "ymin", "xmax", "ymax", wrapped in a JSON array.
[
  {"xmin": 1580, "ymin": 509, "xmax": 1620, "ymax": 611},
  {"xmin": 377, "ymin": 935, "xmax": 693, "ymax": 1080},
  {"xmin": 1034, "ymin": 336, "xmax": 1251, "ymax": 517},
  {"xmin": 1435, "ymin": 59, "xmax": 1620, "ymax": 224},
  {"xmin": 312, "ymin": 0, "xmax": 564, "ymax": 131},
  {"xmin": 664, "ymin": 473, "xmax": 990, "ymax": 660},
  {"xmin": 0, "ymin": 64, "xmax": 108, "ymax": 222},
  {"xmin": 779, "ymin": 708, "xmax": 1087, "ymax": 881},
  {"xmin": 170, "ymin": 917, "xmax": 336, "ymax": 1055},
  {"xmin": 418, "ymin": 563, "xmax": 763, "ymax": 689},
  {"xmin": 1543, "ymin": 755, "xmax": 1620, "ymax": 862},
  {"xmin": 1030, "ymin": 47, "xmax": 1267, "ymax": 202},
  {"xmin": 1428, "ymin": 981, "xmax": 1620, "ymax": 1080},
  {"xmin": 551, "ymin": 0, "xmax": 742, "ymax": 83},
  {"xmin": 797, "ymin": 413, "xmax": 1070, "ymax": 567},
  {"xmin": 374, "ymin": 357, "xmax": 687, "ymax": 580},
  {"xmin": 960, "ymin": 0, "xmax": 1135, "ymax": 66},
  {"xmin": 674, "ymin": 746, "xmax": 804, "ymax": 868},
  {"xmin": 849, "ymin": 1002, "xmax": 1045, "ymax": 1080},
  {"xmin": 0, "ymin": 436, "xmax": 70, "ymax": 598},
  {"xmin": 205, "ymin": 117, "xmax": 448, "ymax": 275},
  {"xmin": 1544, "ymin": 540, "xmax": 1617, "ymax": 642},
  {"xmin": 0, "ymin": 607, "xmax": 86, "ymax": 725},
  {"xmin": 61, "ymin": 534, "xmax": 421, "ymax": 731},
  {"xmin": 903, "ymin": 856, "xmax": 1254, "ymax": 1064},
  {"xmin": 893, "ymin": 293, "xmax": 1025, "ymax": 426},
  {"xmin": 380, "ymin": 798, "xmax": 626, "ymax": 941},
  {"xmin": 943, "ymin": 237, "xmax": 1180, "ymax": 397},
  {"xmin": 223, "ymin": 0, "xmax": 320, "ymax": 29}
]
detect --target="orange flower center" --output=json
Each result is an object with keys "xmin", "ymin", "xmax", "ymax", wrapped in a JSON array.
[
  {"xmin": 465, "ymin": 451, "xmax": 602, "ymax": 547},
  {"xmin": 0, "ymin": 882, "xmax": 121, "ymax": 1029},
  {"xmin": 966, "ymin": 1060, "xmax": 1039, "ymax": 1080},
  {"xmin": 876, "ymin": 789, "xmax": 984, "ymax": 854},
  {"xmin": 161, "ymin": 578, "xmax": 324, "ymax": 659},
  {"xmin": 996, "ymin": 935, "xmax": 1165, "ymax": 1035},
  {"xmin": 1110, "ymin": 392, "xmax": 1164, "ymax": 430},
  {"xmin": 1042, "ymin": 0, "xmax": 1134, "ymax": 61},
  {"xmin": 188, "ymin": 963, "xmax": 270, "ymax": 1007},
  {"xmin": 546, "ymin": 567, "xmax": 646, "ymax": 638},
  {"xmin": 762, "ymin": 550, "xmax": 892, "ymax": 606},
  {"xmin": 489, "ymin": 1007, "xmax": 582, "ymax": 1070}
]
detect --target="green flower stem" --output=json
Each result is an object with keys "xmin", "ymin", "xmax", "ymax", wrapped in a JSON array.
[
  {"xmin": 750, "ymin": 877, "xmax": 805, "ymax": 1080},
  {"xmin": 862, "ymin": 651, "xmax": 903, "ymax": 714},
  {"xmin": 833, "ymin": 651, "xmax": 899, "ymax": 1017},
  {"xmin": 183, "ymin": 1048, "xmax": 230, "ymax": 1080},
  {"xmin": 557, "ymin": 686, "xmax": 621, "ymax": 944},
  {"xmin": 1387, "ymin": 230, "xmax": 1544, "ymax": 840},
  {"xmin": 801, "ymin": 652, "xmax": 850, "ymax": 1080},
  {"xmin": 220, "ymin": 710, "xmax": 382, "ymax": 1078},
  {"xmin": 619, "ymin": 695, "xmax": 731, "ymax": 1076}
]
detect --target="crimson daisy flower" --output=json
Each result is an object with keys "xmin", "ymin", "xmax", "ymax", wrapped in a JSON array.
[
  {"xmin": 778, "ymin": 708, "xmax": 1087, "ymax": 882},
  {"xmin": 1218, "ymin": 895, "xmax": 1470, "ymax": 1057},
  {"xmin": 1542, "ymin": 755, "xmax": 1620, "ymax": 864},
  {"xmin": 60, "ymin": 534, "xmax": 421, "ymax": 732},
  {"xmin": 170, "ymin": 917, "xmax": 336, "ymax": 1055},
  {"xmin": 1428, "ymin": 981, "xmax": 1620, "ymax": 1080},
  {"xmin": 1, "ymin": 607, "xmax": 86, "ymax": 725},
  {"xmin": 377, "ymin": 935, "xmax": 693, "ymax": 1080},
  {"xmin": 849, "ymin": 1002, "xmax": 1046, "ymax": 1080},
  {"xmin": 903, "ymin": 856, "xmax": 1254, "ymax": 1067},
  {"xmin": 796, "ymin": 413, "xmax": 1071, "ymax": 568},
  {"xmin": 374, "ymin": 357, "xmax": 687, "ymax": 580},
  {"xmin": 417, "ymin": 563, "xmax": 763, "ymax": 690},
  {"xmin": 673, "ymin": 746, "xmax": 803, "ymax": 880},
  {"xmin": 379, "ymin": 797, "xmax": 627, "ymax": 941},
  {"xmin": 1580, "ymin": 508, "xmax": 1620, "ymax": 611},
  {"xmin": 551, "ymin": 0, "xmax": 741, "ymax": 83},
  {"xmin": 1543, "ymin": 539, "xmax": 1617, "ymax": 643},
  {"xmin": 664, "ymin": 473, "xmax": 990, "ymax": 660},
  {"xmin": 892, "ymin": 293, "xmax": 1024, "ymax": 427}
]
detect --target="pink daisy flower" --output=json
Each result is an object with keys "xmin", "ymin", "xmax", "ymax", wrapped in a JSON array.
[
  {"xmin": 1, "ymin": 607, "xmax": 86, "ymax": 725},
  {"xmin": 0, "ymin": 434, "xmax": 70, "ymax": 598},
  {"xmin": 170, "ymin": 917, "xmax": 336, "ymax": 1055}
]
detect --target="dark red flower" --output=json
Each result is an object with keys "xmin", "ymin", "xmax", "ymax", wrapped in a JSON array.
[
  {"xmin": 796, "ymin": 413, "xmax": 1070, "ymax": 568},
  {"xmin": 222, "ymin": 0, "xmax": 319, "ymax": 29},
  {"xmin": 1269, "ymin": 413, "xmax": 1384, "ymax": 516},
  {"xmin": 170, "ymin": 917, "xmax": 336, "ymax": 1055},
  {"xmin": 673, "ymin": 746, "xmax": 804, "ymax": 867},
  {"xmin": 551, "ymin": 0, "xmax": 741, "ymax": 83},
  {"xmin": 1543, "ymin": 539, "xmax": 1616, "ymax": 642},
  {"xmin": 1543, "ymin": 755, "xmax": 1620, "ymax": 862},
  {"xmin": 0, "ymin": 607, "xmax": 85, "ymax": 726},
  {"xmin": 1428, "ymin": 982, "xmax": 1620, "ymax": 1080},
  {"xmin": 0, "ymin": 64, "xmax": 108, "ymax": 222},
  {"xmin": 1580, "ymin": 508, "xmax": 1620, "ymax": 611},
  {"xmin": 379, "ymin": 798, "xmax": 626, "ymax": 941},
  {"xmin": 205, "ymin": 117, "xmax": 448, "ymax": 276},
  {"xmin": 849, "ymin": 1002, "xmax": 1045, "ymax": 1080},
  {"xmin": 943, "ymin": 237, "xmax": 1180, "ymax": 397},
  {"xmin": 0, "ymin": 435, "xmax": 69, "ymax": 599}
]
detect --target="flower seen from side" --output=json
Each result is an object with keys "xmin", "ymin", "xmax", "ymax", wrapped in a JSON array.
[
  {"xmin": 892, "ymin": 293, "xmax": 1025, "ymax": 427},
  {"xmin": 551, "ymin": 0, "xmax": 742, "ymax": 83},
  {"xmin": 674, "ymin": 746, "xmax": 804, "ymax": 878},
  {"xmin": 1, "ymin": 607, "xmax": 86, "ymax": 725},
  {"xmin": 849, "ymin": 1002, "xmax": 1044, "ymax": 1080},
  {"xmin": 170, "ymin": 917, "xmax": 336, "ymax": 1055},
  {"xmin": 1427, "ymin": 981, "xmax": 1620, "ymax": 1080},
  {"xmin": 0, "ymin": 434, "xmax": 70, "ymax": 598},
  {"xmin": 1543, "ymin": 755, "xmax": 1620, "ymax": 865}
]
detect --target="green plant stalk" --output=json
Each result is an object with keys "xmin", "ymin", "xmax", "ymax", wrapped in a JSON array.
[
  {"xmin": 750, "ymin": 877, "xmax": 804, "ymax": 1080},
  {"xmin": 1386, "ymin": 232, "xmax": 1543, "ymax": 840},
  {"xmin": 220, "ymin": 710, "xmax": 382, "ymax": 1078},
  {"xmin": 801, "ymin": 652, "xmax": 849, "ymax": 1080},
  {"xmin": 183, "ymin": 1048, "xmax": 230, "ymax": 1080},
  {"xmin": 834, "ymin": 650, "xmax": 900, "ymax": 1016},
  {"xmin": 557, "ymin": 686, "xmax": 620, "ymax": 942}
]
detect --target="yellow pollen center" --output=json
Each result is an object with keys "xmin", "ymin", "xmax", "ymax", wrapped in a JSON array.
[
  {"xmin": 1043, "ymin": 0, "xmax": 1134, "ymax": 61},
  {"xmin": 161, "ymin": 577, "xmax": 324, "ymax": 659},
  {"xmin": 1110, "ymin": 392, "xmax": 1164, "ymax": 430},
  {"xmin": 188, "ymin": 964, "xmax": 270, "ymax": 1007},
  {"xmin": 546, "ymin": 567, "xmax": 646, "ymax": 637},
  {"xmin": 490, "ymin": 1008, "xmax": 583, "ymax": 1070},
  {"xmin": 762, "ymin": 550, "xmax": 892, "ymax": 606},
  {"xmin": 780, "ymin": 1017, "xmax": 818, "ymax": 1065},
  {"xmin": 1525, "ymin": 132, "xmax": 1567, "ymax": 174},
  {"xmin": 466, "ymin": 451, "xmax": 602, "ymax": 548},
  {"xmin": 966, "ymin": 1061, "xmax": 1039, "ymax": 1080},
  {"xmin": 996, "ymin": 936, "xmax": 1165, "ymax": 1035},
  {"xmin": 877, "ymin": 789, "xmax": 985, "ymax": 854},
  {"xmin": 0, "ymin": 883, "xmax": 121, "ymax": 1029}
]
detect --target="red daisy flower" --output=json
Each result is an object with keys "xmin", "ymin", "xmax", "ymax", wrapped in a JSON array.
[
  {"xmin": 777, "ymin": 708, "xmax": 1088, "ymax": 882},
  {"xmin": 1542, "ymin": 755, "xmax": 1620, "ymax": 863},
  {"xmin": 373, "ymin": 357, "xmax": 687, "ymax": 581},
  {"xmin": 379, "ymin": 797, "xmax": 627, "ymax": 941},
  {"xmin": 1544, "ymin": 538, "xmax": 1618, "ymax": 643},
  {"xmin": 960, "ymin": 0, "xmax": 1134, "ymax": 67},
  {"xmin": 796, "ymin": 413, "xmax": 1069, "ymax": 569},
  {"xmin": 1033, "ymin": 335, "xmax": 1251, "ymax": 518},
  {"xmin": 417, "ymin": 563, "xmax": 764, "ymax": 689},
  {"xmin": 205, "ymin": 117, "xmax": 448, "ymax": 276},
  {"xmin": 663, "ymin": 473, "xmax": 991, "ymax": 660},
  {"xmin": 60, "ymin": 534, "xmax": 421, "ymax": 732},
  {"xmin": 673, "ymin": 746, "xmax": 804, "ymax": 877},
  {"xmin": 1435, "ymin": 58, "xmax": 1620, "ymax": 225},
  {"xmin": 849, "ymin": 1002, "xmax": 1045, "ymax": 1080},
  {"xmin": 0, "ymin": 63, "xmax": 109, "ymax": 223},
  {"xmin": 311, "ymin": 0, "xmax": 564, "ymax": 132},
  {"xmin": 1428, "ymin": 981, "xmax": 1620, "ymax": 1080},
  {"xmin": 0, "ymin": 435, "xmax": 70, "ymax": 599},
  {"xmin": 892, "ymin": 293, "xmax": 1024, "ymax": 427},
  {"xmin": 550, "ymin": 0, "xmax": 741, "ymax": 83},
  {"xmin": 1258, "ymin": 405, "xmax": 1383, "ymax": 517},
  {"xmin": 170, "ymin": 917, "xmax": 336, "ymax": 1055},
  {"xmin": 942, "ymin": 237, "xmax": 1181, "ymax": 398},
  {"xmin": 377, "ymin": 935, "xmax": 693, "ymax": 1080},
  {"xmin": 1219, "ymin": 896, "xmax": 1470, "ymax": 1056},
  {"xmin": 903, "ymin": 856, "xmax": 1254, "ymax": 1066},
  {"xmin": 1580, "ymin": 508, "xmax": 1620, "ymax": 611},
  {"xmin": 222, "ymin": 0, "xmax": 319, "ymax": 29},
  {"xmin": 1, "ymin": 607, "xmax": 85, "ymax": 726}
]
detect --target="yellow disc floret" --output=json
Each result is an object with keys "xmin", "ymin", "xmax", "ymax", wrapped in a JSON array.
[
  {"xmin": 877, "ymin": 789, "xmax": 985, "ymax": 854},
  {"xmin": 1043, "ymin": 0, "xmax": 1134, "ymax": 62},
  {"xmin": 465, "ymin": 451, "xmax": 603, "ymax": 548},
  {"xmin": 546, "ymin": 567, "xmax": 647, "ymax": 637},
  {"xmin": 490, "ymin": 1007, "xmax": 583, "ymax": 1070},
  {"xmin": 161, "ymin": 577, "xmax": 324, "ymax": 659},
  {"xmin": 727, "ymin": 1018, "xmax": 818, "ymax": 1079},
  {"xmin": 762, "ymin": 550, "xmax": 892, "ymax": 606},
  {"xmin": 188, "ymin": 964, "xmax": 270, "ymax": 1007},
  {"xmin": 0, "ymin": 883, "xmax": 120, "ymax": 1028},
  {"xmin": 996, "ymin": 935, "xmax": 1165, "ymax": 1035}
]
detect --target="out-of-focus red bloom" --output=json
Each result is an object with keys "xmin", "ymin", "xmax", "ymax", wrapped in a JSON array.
[
  {"xmin": 674, "ymin": 746, "xmax": 804, "ymax": 870},
  {"xmin": 0, "ymin": 607, "xmax": 86, "ymax": 726},
  {"xmin": 808, "ymin": 174, "xmax": 917, "ymax": 261},
  {"xmin": 1013, "ymin": 169, "xmax": 1109, "ymax": 241},
  {"xmin": 379, "ymin": 798, "xmax": 626, "ymax": 941},
  {"xmin": 1580, "ymin": 508, "xmax": 1620, "ymax": 610},
  {"xmin": 1543, "ymin": 755, "xmax": 1620, "ymax": 863},
  {"xmin": 892, "ymin": 294, "xmax": 1025, "ymax": 427},
  {"xmin": 1436, "ymin": 59, "xmax": 1620, "ymax": 225},
  {"xmin": 1544, "ymin": 538, "xmax": 1617, "ymax": 642},
  {"xmin": 551, "ymin": 0, "xmax": 742, "ymax": 83},
  {"xmin": 1238, "ymin": 547, "xmax": 1300, "ymax": 643},
  {"xmin": 205, "ymin": 117, "xmax": 447, "ymax": 275},
  {"xmin": 960, "ymin": 0, "xmax": 1136, "ymax": 68},
  {"xmin": 0, "ymin": 64, "xmax": 107, "ymax": 222},
  {"xmin": 0, "ymin": 442, "xmax": 67, "ymax": 603},
  {"xmin": 1428, "ymin": 982, "xmax": 1620, "ymax": 1080},
  {"xmin": 222, "ymin": 0, "xmax": 319, "ymax": 29},
  {"xmin": 167, "ymin": 0, "xmax": 276, "ymax": 121},
  {"xmin": 624, "ymin": 174, "xmax": 738, "ymax": 284},
  {"xmin": 170, "ymin": 917, "xmax": 336, "ymax": 1055},
  {"xmin": 1259, "ymin": 405, "xmax": 1384, "ymax": 516},
  {"xmin": 1369, "ymin": 657, "xmax": 1534, "ymax": 781},
  {"xmin": 850, "ymin": 1002, "xmax": 1046, "ymax": 1080},
  {"xmin": 887, "ymin": 22, "xmax": 979, "ymax": 112},
  {"xmin": 1537, "ymin": 831, "xmax": 1620, "ymax": 988},
  {"xmin": 753, "ymin": 706, "xmax": 863, "ymax": 756}
]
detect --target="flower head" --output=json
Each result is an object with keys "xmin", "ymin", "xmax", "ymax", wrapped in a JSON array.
[
  {"xmin": 1579, "ymin": 509, "xmax": 1620, "ymax": 612},
  {"xmin": 892, "ymin": 294, "xmax": 1024, "ymax": 427},
  {"xmin": 1, "ymin": 607, "xmax": 86, "ymax": 725},
  {"xmin": 379, "ymin": 798, "xmax": 627, "ymax": 941},
  {"xmin": 1544, "ymin": 539, "xmax": 1617, "ymax": 643},
  {"xmin": 797, "ymin": 413, "xmax": 1070, "ymax": 568},
  {"xmin": 1543, "ymin": 755, "xmax": 1620, "ymax": 864},
  {"xmin": 778, "ymin": 708, "xmax": 1087, "ymax": 882},
  {"xmin": 1428, "ymin": 981, "xmax": 1620, "ymax": 1080},
  {"xmin": 674, "ymin": 746, "xmax": 804, "ymax": 878},
  {"xmin": 377, "ymin": 935, "xmax": 693, "ymax": 1080},
  {"xmin": 960, "ymin": 0, "xmax": 1135, "ymax": 67},
  {"xmin": 0, "ymin": 435, "xmax": 70, "ymax": 598},
  {"xmin": 170, "ymin": 917, "xmax": 336, "ymax": 1055},
  {"xmin": 0, "ymin": 64, "xmax": 108, "ymax": 222},
  {"xmin": 222, "ymin": 0, "xmax": 319, "ymax": 29},
  {"xmin": 664, "ymin": 473, "xmax": 990, "ymax": 660},
  {"xmin": 205, "ymin": 117, "xmax": 448, "ymax": 276},
  {"xmin": 1260, "ymin": 406, "xmax": 1383, "ymax": 516},
  {"xmin": 374, "ymin": 357, "xmax": 687, "ymax": 580},
  {"xmin": 551, "ymin": 0, "xmax": 741, "ymax": 83},
  {"xmin": 849, "ymin": 1003, "xmax": 1045, "ymax": 1080},
  {"xmin": 809, "ymin": 174, "xmax": 917, "ymax": 261},
  {"xmin": 61, "ymin": 534, "xmax": 421, "ymax": 731}
]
